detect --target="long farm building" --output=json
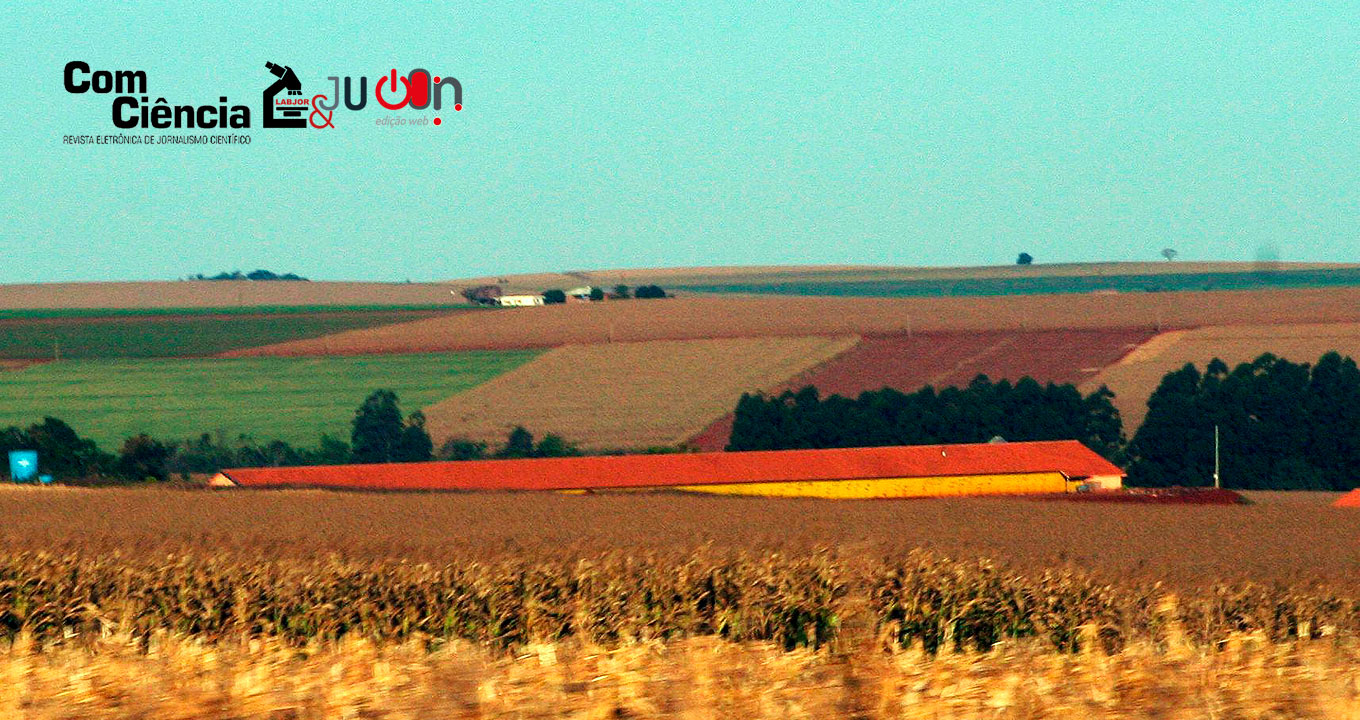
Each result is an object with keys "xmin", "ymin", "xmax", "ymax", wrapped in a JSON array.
[{"xmin": 212, "ymin": 440, "xmax": 1125, "ymax": 498}]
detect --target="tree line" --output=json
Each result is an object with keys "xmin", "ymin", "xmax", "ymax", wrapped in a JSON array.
[
  {"xmin": 728, "ymin": 378, "xmax": 1123, "ymax": 461},
  {"xmin": 0, "ymin": 390, "xmax": 579, "ymax": 484},
  {"xmin": 1126, "ymin": 352, "xmax": 1360, "ymax": 490},
  {"xmin": 728, "ymin": 351, "xmax": 1360, "ymax": 491}
]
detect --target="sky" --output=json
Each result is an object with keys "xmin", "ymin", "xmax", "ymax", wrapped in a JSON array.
[{"xmin": 1, "ymin": 1, "xmax": 1357, "ymax": 283}]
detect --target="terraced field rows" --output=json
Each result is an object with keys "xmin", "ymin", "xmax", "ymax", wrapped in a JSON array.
[{"xmin": 422, "ymin": 336, "xmax": 860, "ymax": 450}]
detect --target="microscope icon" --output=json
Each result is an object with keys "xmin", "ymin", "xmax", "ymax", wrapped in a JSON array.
[{"xmin": 263, "ymin": 62, "xmax": 307, "ymax": 128}]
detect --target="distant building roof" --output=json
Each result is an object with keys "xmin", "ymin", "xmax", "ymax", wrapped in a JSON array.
[{"xmin": 214, "ymin": 440, "xmax": 1124, "ymax": 492}]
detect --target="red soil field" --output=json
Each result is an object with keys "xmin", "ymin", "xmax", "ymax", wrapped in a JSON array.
[
  {"xmin": 222, "ymin": 287, "xmax": 1360, "ymax": 357},
  {"xmin": 686, "ymin": 328, "xmax": 1155, "ymax": 450},
  {"xmin": 1032, "ymin": 488, "xmax": 1247, "ymax": 505}
]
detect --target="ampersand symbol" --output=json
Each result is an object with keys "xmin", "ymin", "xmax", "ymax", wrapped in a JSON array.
[
  {"xmin": 375, "ymin": 69, "xmax": 410, "ymax": 109},
  {"xmin": 309, "ymin": 94, "xmax": 334, "ymax": 128}
]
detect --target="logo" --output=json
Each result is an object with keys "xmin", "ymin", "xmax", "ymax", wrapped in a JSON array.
[
  {"xmin": 262, "ymin": 62, "xmax": 307, "ymax": 128},
  {"xmin": 63, "ymin": 61, "xmax": 464, "ymax": 133}
]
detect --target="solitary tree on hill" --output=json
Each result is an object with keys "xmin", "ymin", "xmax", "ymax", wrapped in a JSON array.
[{"xmin": 1016, "ymin": 253, "xmax": 1033, "ymax": 265}]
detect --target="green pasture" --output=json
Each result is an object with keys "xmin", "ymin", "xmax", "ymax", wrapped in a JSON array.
[
  {"xmin": 0, "ymin": 310, "xmax": 465, "ymax": 359},
  {"xmin": 672, "ymin": 268, "xmax": 1360, "ymax": 298},
  {"xmin": 0, "ymin": 352, "xmax": 538, "ymax": 449}
]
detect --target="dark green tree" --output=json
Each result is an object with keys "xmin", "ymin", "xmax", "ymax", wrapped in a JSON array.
[
  {"xmin": 588, "ymin": 287, "xmax": 605, "ymax": 301},
  {"xmin": 612, "ymin": 284, "xmax": 631, "ymax": 299},
  {"xmin": 437, "ymin": 437, "xmax": 488, "ymax": 461},
  {"xmin": 1016, "ymin": 253, "xmax": 1033, "ymax": 265},
  {"xmin": 351, "ymin": 390, "xmax": 405, "ymax": 463},
  {"xmin": 395, "ymin": 410, "xmax": 434, "ymax": 462},
  {"xmin": 116, "ymin": 434, "xmax": 172, "ymax": 482},
  {"xmin": 497, "ymin": 426, "xmax": 536, "ymax": 459},
  {"xmin": 542, "ymin": 289, "xmax": 567, "ymax": 304}
]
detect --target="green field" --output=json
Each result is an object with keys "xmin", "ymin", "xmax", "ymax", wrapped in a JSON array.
[
  {"xmin": 0, "ymin": 352, "xmax": 539, "ymax": 449},
  {"xmin": 0, "ymin": 309, "xmax": 466, "ymax": 359},
  {"xmin": 0, "ymin": 303, "xmax": 478, "ymax": 320},
  {"xmin": 670, "ymin": 267, "xmax": 1360, "ymax": 297}
]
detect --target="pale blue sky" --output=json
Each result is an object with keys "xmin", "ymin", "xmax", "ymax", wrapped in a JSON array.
[{"xmin": 2, "ymin": 1, "xmax": 1357, "ymax": 282}]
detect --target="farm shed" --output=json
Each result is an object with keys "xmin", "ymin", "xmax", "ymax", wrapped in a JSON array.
[
  {"xmin": 495, "ymin": 295, "xmax": 545, "ymax": 307},
  {"xmin": 211, "ymin": 440, "xmax": 1125, "ymax": 498}
]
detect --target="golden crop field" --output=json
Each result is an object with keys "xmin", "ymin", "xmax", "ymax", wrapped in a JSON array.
[
  {"xmin": 0, "ymin": 488, "xmax": 1358, "ymax": 717},
  {"xmin": 421, "ymin": 336, "xmax": 859, "ymax": 450},
  {"xmin": 225, "ymin": 287, "xmax": 1360, "ymax": 356},
  {"xmin": 8, "ymin": 631, "xmax": 1360, "ymax": 718},
  {"xmin": 1083, "ymin": 323, "xmax": 1360, "ymax": 430}
]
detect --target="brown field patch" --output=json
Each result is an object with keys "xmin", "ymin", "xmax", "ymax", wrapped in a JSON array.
[
  {"xmin": 1083, "ymin": 322, "xmax": 1360, "ymax": 432},
  {"xmin": 422, "ymin": 336, "xmax": 859, "ymax": 450},
  {"xmin": 0, "ymin": 360, "xmax": 42, "ymax": 372},
  {"xmin": 688, "ymin": 328, "xmax": 1159, "ymax": 450},
  {"xmin": 223, "ymin": 287, "xmax": 1360, "ymax": 357},
  {"xmin": 0, "ymin": 281, "xmax": 464, "ymax": 310},
  {"xmin": 1, "ymin": 487, "xmax": 1356, "ymax": 588}
]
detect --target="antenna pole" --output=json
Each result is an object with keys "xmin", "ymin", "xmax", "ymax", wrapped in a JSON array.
[{"xmin": 1213, "ymin": 424, "xmax": 1220, "ymax": 489}]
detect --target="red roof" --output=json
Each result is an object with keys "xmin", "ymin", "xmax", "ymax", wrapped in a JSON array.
[
  {"xmin": 1334, "ymin": 490, "xmax": 1360, "ymax": 508},
  {"xmin": 217, "ymin": 440, "xmax": 1125, "ymax": 492}
]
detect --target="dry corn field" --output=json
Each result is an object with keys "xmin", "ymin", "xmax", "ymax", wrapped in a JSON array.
[
  {"xmin": 1084, "ymin": 322, "xmax": 1360, "ymax": 430},
  {"xmin": 224, "ymin": 287, "xmax": 1360, "ymax": 355},
  {"xmin": 422, "ymin": 336, "xmax": 859, "ymax": 450},
  {"xmin": 1, "ymin": 487, "xmax": 1358, "ymax": 717}
]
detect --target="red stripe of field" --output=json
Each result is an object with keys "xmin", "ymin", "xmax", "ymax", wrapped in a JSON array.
[{"xmin": 687, "ymin": 328, "xmax": 1156, "ymax": 451}]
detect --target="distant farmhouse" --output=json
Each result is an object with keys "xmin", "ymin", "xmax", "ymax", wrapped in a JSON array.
[{"xmin": 495, "ymin": 294, "xmax": 545, "ymax": 307}]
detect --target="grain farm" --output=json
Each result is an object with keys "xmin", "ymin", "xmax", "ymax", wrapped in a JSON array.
[
  {"xmin": 422, "ymin": 336, "xmax": 858, "ymax": 450},
  {"xmin": 0, "ymin": 488, "xmax": 1358, "ymax": 716}
]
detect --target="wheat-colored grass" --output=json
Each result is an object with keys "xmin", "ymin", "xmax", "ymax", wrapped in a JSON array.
[
  {"xmin": 422, "ymin": 336, "xmax": 859, "ymax": 449},
  {"xmin": 1083, "ymin": 322, "xmax": 1360, "ymax": 431},
  {"xmin": 2, "ymin": 632, "xmax": 1357, "ymax": 719}
]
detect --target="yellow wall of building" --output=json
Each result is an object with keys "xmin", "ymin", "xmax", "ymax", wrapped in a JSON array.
[{"xmin": 665, "ymin": 472, "xmax": 1074, "ymax": 499}]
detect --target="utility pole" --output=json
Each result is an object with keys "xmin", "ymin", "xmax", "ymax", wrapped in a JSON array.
[{"xmin": 1213, "ymin": 424, "xmax": 1220, "ymax": 489}]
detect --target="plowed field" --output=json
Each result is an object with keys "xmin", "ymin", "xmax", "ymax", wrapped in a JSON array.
[
  {"xmin": 687, "ymin": 329, "xmax": 1154, "ymax": 450},
  {"xmin": 421, "ymin": 336, "xmax": 859, "ymax": 451},
  {"xmin": 1083, "ymin": 323, "xmax": 1360, "ymax": 431},
  {"xmin": 224, "ymin": 287, "xmax": 1360, "ymax": 356}
]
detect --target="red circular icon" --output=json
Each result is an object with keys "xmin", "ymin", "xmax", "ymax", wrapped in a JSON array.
[
  {"xmin": 454, "ymin": 103, "xmax": 462, "ymax": 111},
  {"xmin": 433, "ymin": 117, "xmax": 442, "ymax": 126},
  {"xmin": 433, "ymin": 76, "xmax": 441, "ymax": 83}
]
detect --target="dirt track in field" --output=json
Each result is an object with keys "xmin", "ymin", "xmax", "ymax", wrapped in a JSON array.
[
  {"xmin": 222, "ymin": 288, "xmax": 1360, "ymax": 357},
  {"xmin": 686, "ymin": 328, "xmax": 1155, "ymax": 450},
  {"xmin": 421, "ymin": 336, "xmax": 859, "ymax": 450},
  {"xmin": 0, "ymin": 281, "xmax": 463, "ymax": 310},
  {"xmin": 1084, "ymin": 322, "xmax": 1360, "ymax": 431}
]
